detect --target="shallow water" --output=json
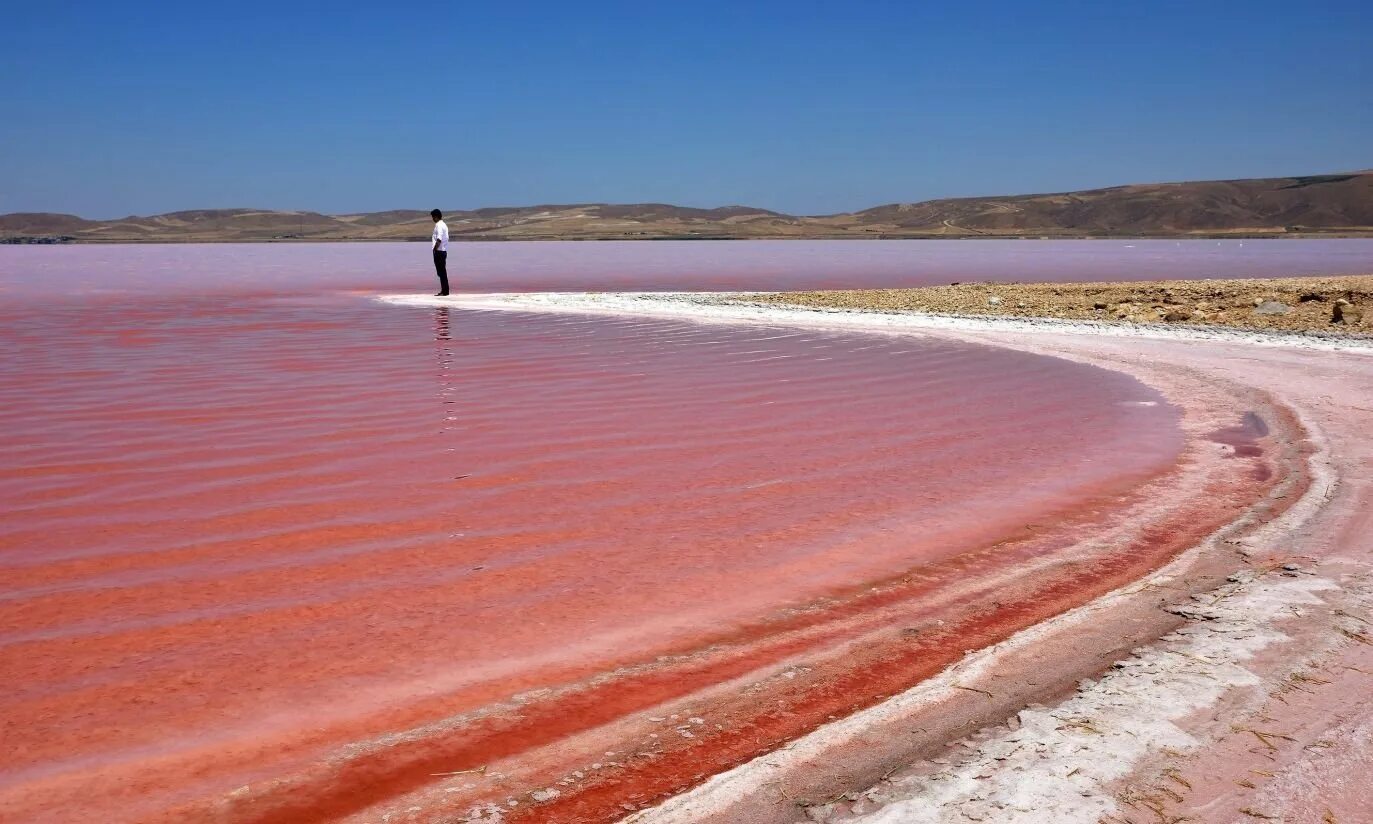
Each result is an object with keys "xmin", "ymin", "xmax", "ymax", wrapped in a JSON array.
[{"xmin": 0, "ymin": 240, "xmax": 1309, "ymax": 820}]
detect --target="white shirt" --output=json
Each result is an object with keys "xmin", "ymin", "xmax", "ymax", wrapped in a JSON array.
[{"xmin": 432, "ymin": 220, "xmax": 449, "ymax": 252}]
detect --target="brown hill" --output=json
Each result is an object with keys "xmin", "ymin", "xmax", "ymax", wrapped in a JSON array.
[
  {"xmin": 846, "ymin": 173, "xmax": 1373, "ymax": 235},
  {"xmin": 0, "ymin": 212, "xmax": 98, "ymax": 234},
  {"xmin": 3, "ymin": 172, "xmax": 1370, "ymax": 242}
]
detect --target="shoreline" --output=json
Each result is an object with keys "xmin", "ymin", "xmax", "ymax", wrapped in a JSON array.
[
  {"xmin": 374, "ymin": 291, "xmax": 1373, "ymax": 822},
  {"xmin": 752, "ymin": 275, "xmax": 1373, "ymax": 337},
  {"xmin": 380, "ymin": 290, "xmax": 1373, "ymax": 352},
  {"xmin": 7, "ymin": 233, "xmax": 1373, "ymax": 246}
]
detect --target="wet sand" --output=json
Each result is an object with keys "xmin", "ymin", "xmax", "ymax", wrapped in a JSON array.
[{"xmin": 458, "ymin": 292, "xmax": 1373, "ymax": 824}]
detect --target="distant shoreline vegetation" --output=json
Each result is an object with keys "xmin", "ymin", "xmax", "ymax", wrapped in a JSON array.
[{"xmin": 1, "ymin": 236, "xmax": 77, "ymax": 245}]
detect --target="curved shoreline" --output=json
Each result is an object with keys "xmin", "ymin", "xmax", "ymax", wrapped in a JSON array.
[
  {"xmin": 173, "ymin": 294, "xmax": 1257, "ymax": 824},
  {"xmin": 377, "ymin": 291, "xmax": 1373, "ymax": 353},
  {"xmin": 369, "ymin": 293, "xmax": 1373, "ymax": 823}
]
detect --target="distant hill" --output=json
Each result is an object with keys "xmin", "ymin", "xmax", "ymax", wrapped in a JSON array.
[
  {"xmin": 3, "ymin": 172, "xmax": 1370, "ymax": 243},
  {"xmin": 846, "ymin": 173, "xmax": 1373, "ymax": 235}
]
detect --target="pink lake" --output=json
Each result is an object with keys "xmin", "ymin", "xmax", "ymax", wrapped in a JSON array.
[{"xmin": 2, "ymin": 239, "xmax": 1364, "ymax": 822}]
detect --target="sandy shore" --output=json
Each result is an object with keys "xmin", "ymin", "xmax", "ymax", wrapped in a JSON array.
[
  {"xmin": 383, "ymin": 291, "xmax": 1373, "ymax": 823},
  {"xmin": 754, "ymin": 275, "xmax": 1373, "ymax": 336}
]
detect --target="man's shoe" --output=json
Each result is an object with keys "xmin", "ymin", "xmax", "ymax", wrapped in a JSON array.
[{"xmin": 435, "ymin": 292, "xmax": 449, "ymax": 297}]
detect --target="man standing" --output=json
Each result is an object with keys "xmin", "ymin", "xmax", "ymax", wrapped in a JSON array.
[{"xmin": 430, "ymin": 209, "xmax": 450, "ymax": 296}]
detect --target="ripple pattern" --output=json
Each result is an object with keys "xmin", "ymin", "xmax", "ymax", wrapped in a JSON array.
[{"xmin": 0, "ymin": 287, "xmax": 1181, "ymax": 821}]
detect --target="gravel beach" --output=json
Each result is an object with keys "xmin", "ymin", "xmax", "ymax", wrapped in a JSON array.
[{"xmin": 754, "ymin": 275, "xmax": 1373, "ymax": 336}]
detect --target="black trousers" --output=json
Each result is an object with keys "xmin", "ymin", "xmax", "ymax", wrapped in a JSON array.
[{"xmin": 433, "ymin": 250, "xmax": 449, "ymax": 295}]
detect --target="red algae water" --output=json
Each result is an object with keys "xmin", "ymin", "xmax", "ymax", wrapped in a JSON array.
[{"xmin": 2, "ymin": 240, "xmax": 1359, "ymax": 822}]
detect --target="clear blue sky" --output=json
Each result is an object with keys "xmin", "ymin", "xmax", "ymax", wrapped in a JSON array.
[{"xmin": 2, "ymin": 0, "xmax": 1369, "ymax": 217}]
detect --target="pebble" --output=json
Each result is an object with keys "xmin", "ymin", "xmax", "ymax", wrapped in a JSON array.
[{"xmin": 1333, "ymin": 300, "xmax": 1363, "ymax": 325}]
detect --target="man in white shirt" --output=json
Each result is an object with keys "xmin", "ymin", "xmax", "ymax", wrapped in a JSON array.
[{"xmin": 430, "ymin": 209, "xmax": 450, "ymax": 296}]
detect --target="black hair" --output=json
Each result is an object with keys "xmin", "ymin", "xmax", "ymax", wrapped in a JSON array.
[{"xmin": 430, "ymin": 209, "xmax": 442, "ymax": 220}]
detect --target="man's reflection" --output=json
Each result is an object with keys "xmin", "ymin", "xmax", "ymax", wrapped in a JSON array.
[
  {"xmin": 434, "ymin": 307, "xmax": 457, "ymax": 431},
  {"xmin": 435, "ymin": 306, "xmax": 451, "ymax": 341}
]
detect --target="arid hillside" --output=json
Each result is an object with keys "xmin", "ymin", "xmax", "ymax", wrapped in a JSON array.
[
  {"xmin": 842, "ymin": 173, "xmax": 1373, "ymax": 236},
  {"xmin": 3, "ymin": 172, "xmax": 1370, "ymax": 242}
]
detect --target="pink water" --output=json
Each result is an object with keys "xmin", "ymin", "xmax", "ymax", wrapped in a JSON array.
[
  {"xmin": 0, "ymin": 240, "xmax": 1327, "ymax": 821},
  {"xmin": 2, "ymin": 238, "xmax": 1370, "ymax": 300}
]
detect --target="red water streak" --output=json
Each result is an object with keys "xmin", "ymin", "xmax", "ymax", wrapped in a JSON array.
[
  {"xmin": 519, "ymin": 462, "xmax": 1281, "ymax": 823},
  {"xmin": 197, "ymin": 425, "xmax": 1278, "ymax": 824},
  {"xmin": 1, "ymin": 291, "xmax": 1184, "ymax": 822}
]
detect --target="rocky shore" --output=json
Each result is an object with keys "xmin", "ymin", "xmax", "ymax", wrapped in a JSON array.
[{"xmin": 756, "ymin": 275, "xmax": 1373, "ymax": 335}]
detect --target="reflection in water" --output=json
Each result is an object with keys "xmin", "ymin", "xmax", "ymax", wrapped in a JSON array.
[{"xmin": 434, "ymin": 307, "xmax": 458, "ymax": 433}]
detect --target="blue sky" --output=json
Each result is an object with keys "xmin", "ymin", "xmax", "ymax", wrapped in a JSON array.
[{"xmin": 2, "ymin": 0, "xmax": 1369, "ymax": 217}]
